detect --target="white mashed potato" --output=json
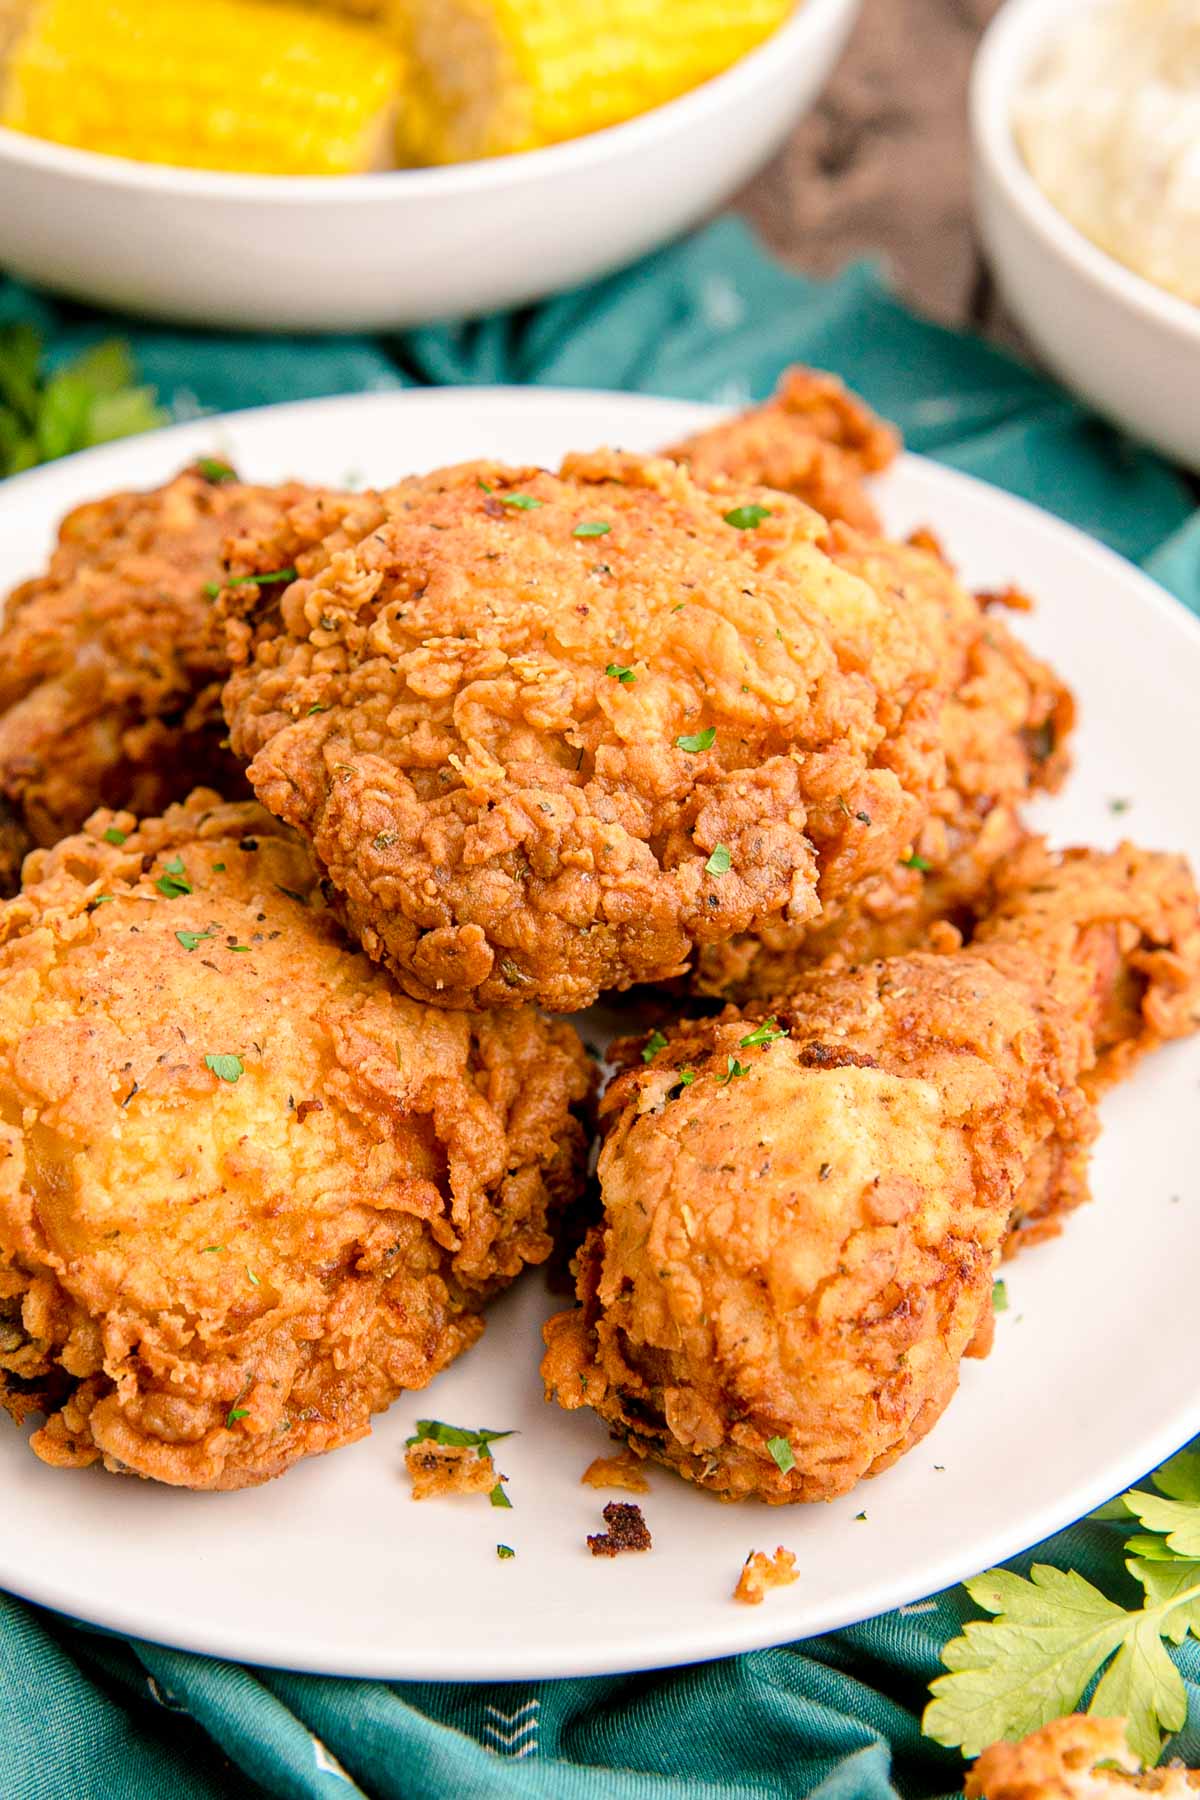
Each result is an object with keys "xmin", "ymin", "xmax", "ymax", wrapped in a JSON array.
[{"xmin": 1013, "ymin": 0, "xmax": 1200, "ymax": 305}]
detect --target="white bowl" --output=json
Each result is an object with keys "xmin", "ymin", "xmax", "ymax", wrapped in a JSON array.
[
  {"xmin": 0, "ymin": 0, "xmax": 859, "ymax": 333},
  {"xmin": 970, "ymin": 0, "xmax": 1200, "ymax": 470}
]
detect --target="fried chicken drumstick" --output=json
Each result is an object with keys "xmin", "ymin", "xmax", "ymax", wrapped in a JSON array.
[
  {"xmin": 0, "ymin": 794, "xmax": 591, "ymax": 1490},
  {"xmin": 542, "ymin": 843, "xmax": 1200, "ymax": 1504}
]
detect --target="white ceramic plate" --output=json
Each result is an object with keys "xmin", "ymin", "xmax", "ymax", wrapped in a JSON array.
[
  {"xmin": 0, "ymin": 0, "xmax": 858, "ymax": 331},
  {"xmin": 1, "ymin": 387, "xmax": 1198, "ymax": 1681}
]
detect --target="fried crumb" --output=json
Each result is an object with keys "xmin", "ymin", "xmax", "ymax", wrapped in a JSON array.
[
  {"xmin": 587, "ymin": 1501, "xmax": 652, "ymax": 1557},
  {"xmin": 734, "ymin": 1547, "xmax": 799, "ymax": 1605},
  {"xmin": 581, "ymin": 1450, "xmax": 650, "ymax": 1494},
  {"xmin": 405, "ymin": 1440, "xmax": 498, "ymax": 1501}
]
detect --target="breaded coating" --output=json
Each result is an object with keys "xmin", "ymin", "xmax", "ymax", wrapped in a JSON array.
[
  {"xmin": 0, "ymin": 795, "xmax": 591, "ymax": 1490},
  {"xmin": 405, "ymin": 1440, "xmax": 501, "ymax": 1501},
  {"xmin": 586, "ymin": 1500, "xmax": 652, "ymax": 1556},
  {"xmin": 541, "ymin": 845, "xmax": 1200, "ymax": 1504},
  {"xmin": 733, "ymin": 1548, "xmax": 799, "ymax": 1605},
  {"xmin": 581, "ymin": 1448, "xmax": 650, "ymax": 1492},
  {"xmin": 965, "ymin": 1717, "xmax": 1200, "ymax": 1797},
  {"xmin": 221, "ymin": 451, "xmax": 969, "ymax": 1013},
  {"xmin": 694, "ymin": 531, "xmax": 1075, "ymax": 997},
  {"xmin": 665, "ymin": 367, "xmax": 899, "ymax": 534},
  {"xmin": 0, "ymin": 466, "xmax": 329, "ymax": 892}
]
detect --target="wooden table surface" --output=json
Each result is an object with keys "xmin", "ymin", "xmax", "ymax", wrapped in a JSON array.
[{"xmin": 736, "ymin": 0, "xmax": 1010, "ymax": 338}]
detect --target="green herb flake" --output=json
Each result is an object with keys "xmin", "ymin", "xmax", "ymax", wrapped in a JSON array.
[
  {"xmin": 203, "ymin": 582, "xmax": 222, "ymax": 598},
  {"xmin": 675, "ymin": 727, "xmax": 716, "ymax": 754},
  {"xmin": 766, "ymin": 1436, "xmax": 796, "ymax": 1475},
  {"xmin": 102, "ymin": 827, "xmax": 127, "ymax": 846},
  {"xmin": 642, "ymin": 1030, "xmax": 669, "ymax": 1064},
  {"xmin": 992, "ymin": 1279, "xmax": 1009, "ymax": 1313},
  {"xmin": 723, "ymin": 504, "xmax": 772, "ymax": 530},
  {"xmin": 246, "ymin": 1266, "xmax": 260, "ymax": 1288},
  {"xmin": 87, "ymin": 894, "xmax": 115, "ymax": 909},
  {"xmin": 201, "ymin": 1245, "xmax": 225, "ymax": 1254},
  {"xmin": 499, "ymin": 494, "xmax": 542, "ymax": 511},
  {"xmin": 275, "ymin": 885, "xmax": 307, "ymax": 906},
  {"xmin": 477, "ymin": 478, "xmax": 494, "ymax": 494},
  {"xmin": 856, "ymin": 1512, "xmax": 868, "ymax": 1522},
  {"xmin": 675, "ymin": 1068, "xmax": 698, "ymax": 1089},
  {"xmin": 574, "ymin": 521, "xmax": 611, "ymax": 538},
  {"xmin": 204, "ymin": 1053, "xmax": 244, "ymax": 1084},
  {"xmin": 212, "ymin": 862, "xmax": 226, "ymax": 873},
  {"xmin": 901, "ymin": 853, "xmax": 932, "ymax": 873},
  {"xmin": 155, "ymin": 856, "xmax": 193, "ymax": 898},
  {"xmin": 605, "ymin": 663, "xmax": 636, "ymax": 685},
  {"xmin": 405, "ymin": 1419, "xmax": 515, "ymax": 1453},
  {"xmin": 227, "ymin": 566, "xmax": 297, "ymax": 588},
  {"xmin": 176, "ymin": 928, "xmax": 215, "ymax": 952},
  {"xmin": 306, "ymin": 703, "xmax": 329, "ymax": 716},
  {"xmin": 226, "ymin": 1407, "xmax": 249, "ymax": 1426},
  {"xmin": 704, "ymin": 845, "xmax": 732, "ymax": 877},
  {"xmin": 739, "ymin": 1017, "xmax": 788, "ymax": 1049},
  {"xmin": 490, "ymin": 1484, "xmax": 513, "ymax": 1510},
  {"xmin": 716, "ymin": 1057, "xmax": 751, "ymax": 1087},
  {"xmin": 197, "ymin": 457, "xmax": 236, "ymax": 484},
  {"xmin": 496, "ymin": 1544, "xmax": 516, "ymax": 1559},
  {"xmin": 1109, "ymin": 796, "xmax": 1133, "ymax": 814}
]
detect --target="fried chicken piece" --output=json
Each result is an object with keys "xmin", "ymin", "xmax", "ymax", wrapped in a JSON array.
[
  {"xmin": 0, "ymin": 466, "xmax": 338, "ymax": 893},
  {"xmin": 541, "ymin": 844, "xmax": 1200, "ymax": 1504},
  {"xmin": 965, "ymin": 1717, "xmax": 1200, "ymax": 1797},
  {"xmin": 220, "ymin": 450, "xmax": 978, "ymax": 1013},
  {"xmin": 665, "ymin": 366, "xmax": 899, "ymax": 533},
  {"xmin": 0, "ymin": 794, "xmax": 590, "ymax": 1490},
  {"xmin": 693, "ymin": 530, "xmax": 1074, "ymax": 997}
]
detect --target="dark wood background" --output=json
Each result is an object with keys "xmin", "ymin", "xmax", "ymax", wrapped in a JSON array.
[{"xmin": 735, "ymin": 0, "xmax": 1011, "ymax": 339}]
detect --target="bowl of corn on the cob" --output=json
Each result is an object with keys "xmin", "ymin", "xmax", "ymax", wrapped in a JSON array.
[{"xmin": 0, "ymin": 0, "xmax": 859, "ymax": 330}]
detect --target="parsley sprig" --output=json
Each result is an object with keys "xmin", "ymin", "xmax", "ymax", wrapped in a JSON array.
[
  {"xmin": 924, "ymin": 1447, "xmax": 1200, "ymax": 1766},
  {"xmin": 0, "ymin": 327, "xmax": 165, "ymax": 477},
  {"xmin": 405, "ymin": 1419, "xmax": 515, "ymax": 1509}
]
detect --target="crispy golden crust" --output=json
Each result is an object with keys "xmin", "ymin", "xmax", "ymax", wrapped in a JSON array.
[
  {"xmin": 665, "ymin": 367, "xmax": 900, "ymax": 534},
  {"xmin": 542, "ymin": 845, "xmax": 1199, "ymax": 1504},
  {"xmin": 0, "ymin": 468, "xmax": 335, "ymax": 892},
  {"xmin": 221, "ymin": 451, "xmax": 959, "ymax": 1013},
  {"xmin": 0, "ymin": 794, "xmax": 591, "ymax": 1490},
  {"xmin": 965, "ymin": 1717, "xmax": 1200, "ymax": 1797},
  {"xmin": 581, "ymin": 1448, "xmax": 650, "ymax": 1492},
  {"xmin": 405, "ymin": 1440, "xmax": 501, "ymax": 1500},
  {"xmin": 693, "ymin": 530, "xmax": 1075, "ymax": 997},
  {"xmin": 733, "ymin": 1548, "xmax": 799, "ymax": 1605}
]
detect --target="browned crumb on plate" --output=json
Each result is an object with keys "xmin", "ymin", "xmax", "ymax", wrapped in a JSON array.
[
  {"xmin": 581, "ymin": 1450, "xmax": 650, "ymax": 1494},
  {"xmin": 406, "ymin": 1440, "xmax": 499, "ymax": 1501},
  {"xmin": 734, "ymin": 1547, "xmax": 799, "ymax": 1605},
  {"xmin": 587, "ymin": 1501, "xmax": 652, "ymax": 1557}
]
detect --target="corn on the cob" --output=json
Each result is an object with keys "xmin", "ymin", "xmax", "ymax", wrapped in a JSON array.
[
  {"xmin": 0, "ymin": 0, "xmax": 403, "ymax": 175},
  {"xmin": 392, "ymin": 0, "xmax": 797, "ymax": 165}
]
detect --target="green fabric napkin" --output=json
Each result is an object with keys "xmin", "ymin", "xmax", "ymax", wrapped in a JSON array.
[{"xmin": 1, "ymin": 218, "xmax": 1198, "ymax": 1800}]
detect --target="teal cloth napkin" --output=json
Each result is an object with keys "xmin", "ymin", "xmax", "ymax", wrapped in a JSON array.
[{"xmin": 2, "ymin": 217, "xmax": 1199, "ymax": 1800}]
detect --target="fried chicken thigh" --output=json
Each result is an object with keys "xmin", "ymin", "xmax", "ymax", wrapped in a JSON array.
[
  {"xmin": 220, "ymin": 451, "xmax": 984, "ymax": 1013},
  {"xmin": 541, "ymin": 844, "xmax": 1200, "ymax": 1504},
  {"xmin": 0, "ymin": 467, "xmax": 336, "ymax": 892},
  {"xmin": 0, "ymin": 794, "xmax": 591, "ymax": 1490}
]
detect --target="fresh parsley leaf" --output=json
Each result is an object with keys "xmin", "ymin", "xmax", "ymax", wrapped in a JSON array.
[
  {"xmin": 103, "ymin": 827, "xmax": 127, "ymax": 846},
  {"xmin": 245, "ymin": 1265, "xmax": 260, "ymax": 1288},
  {"xmin": 87, "ymin": 894, "xmax": 115, "ymax": 909},
  {"xmin": 201, "ymin": 1245, "xmax": 225, "ymax": 1254},
  {"xmin": 477, "ymin": 478, "xmax": 493, "ymax": 494},
  {"xmin": 605, "ymin": 663, "xmax": 636, "ymax": 684},
  {"xmin": 227, "ymin": 567, "xmax": 296, "ymax": 587},
  {"xmin": 766, "ymin": 1437, "xmax": 796, "ymax": 1475},
  {"xmin": 705, "ymin": 845, "xmax": 731, "ymax": 877},
  {"xmin": 205, "ymin": 1053, "xmax": 244, "ymax": 1084},
  {"xmin": 490, "ymin": 1484, "xmax": 512, "ymax": 1509},
  {"xmin": 0, "ymin": 327, "xmax": 165, "ymax": 477},
  {"xmin": 723, "ymin": 504, "xmax": 771, "ymax": 530},
  {"xmin": 496, "ymin": 1544, "xmax": 516, "ymax": 1559},
  {"xmin": 675, "ymin": 727, "xmax": 716, "ymax": 754},
  {"xmin": 197, "ymin": 457, "xmax": 236, "ymax": 484},
  {"xmin": 405, "ymin": 1419, "xmax": 515, "ymax": 1453},
  {"xmin": 674, "ymin": 1068, "xmax": 697, "ymax": 1089},
  {"xmin": 306, "ymin": 703, "xmax": 329, "ymax": 715},
  {"xmin": 175, "ymin": 928, "xmax": 216, "ymax": 952},
  {"xmin": 226, "ymin": 1408, "xmax": 249, "ymax": 1426},
  {"xmin": 203, "ymin": 581, "xmax": 222, "ymax": 598},
  {"xmin": 642, "ymin": 1030, "xmax": 668, "ymax": 1063},
  {"xmin": 901, "ymin": 853, "xmax": 932, "ymax": 873},
  {"xmin": 992, "ymin": 1279, "xmax": 1009, "ymax": 1313},
  {"xmin": 739, "ymin": 1017, "xmax": 787, "ymax": 1049},
  {"xmin": 155, "ymin": 855, "xmax": 193, "ymax": 897},
  {"xmin": 574, "ymin": 521, "xmax": 611, "ymax": 538},
  {"xmin": 716, "ymin": 1057, "xmax": 750, "ymax": 1087},
  {"xmin": 499, "ymin": 494, "xmax": 542, "ymax": 510}
]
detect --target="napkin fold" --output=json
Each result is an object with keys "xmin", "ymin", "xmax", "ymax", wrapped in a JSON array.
[{"xmin": 1, "ymin": 217, "xmax": 1197, "ymax": 1800}]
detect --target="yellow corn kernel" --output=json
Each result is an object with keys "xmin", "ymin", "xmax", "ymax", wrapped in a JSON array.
[
  {"xmin": 392, "ymin": 0, "xmax": 797, "ymax": 165},
  {"xmin": 1, "ymin": 0, "xmax": 403, "ymax": 175}
]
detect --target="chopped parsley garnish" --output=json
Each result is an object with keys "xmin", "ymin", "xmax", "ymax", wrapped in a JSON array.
[
  {"xmin": 496, "ymin": 1544, "xmax": 516, "ymax": 1559},
  {"xmin": 226, "ymin": 1407, "xmax": 249, "ymax": 1426},
  {"xmin": 212, "ymin": 862, "xmax": 225, "ymax": 873},
  {"xmin": 490, "ymin": 1484, "xmax": 512, "ymax": 1509},
  {"xmin": 675, "ymin": 1068, "xmax": 698, "ymax": 1089},
  {"xmin": 1109, "ymin": 796, "xmax": 1132, "ymax": 814},
  {"xmin": 992, "ymin": 1279, "xmax": 1009, "ymax": 1313},
  {"xmin": 499, "ymin": 494, "xmax": 542, "ymax": 510},
  {"xmin": 704, "ymin": 845, "xmax": 731, "ymax": 877},
  {"xmin": 103, "ymin": 827, "xmax": 127, "ymax": 846},
  {"xmin": 766, "ymin": 1436, "xmax": 796, "ymax": 1475},
  {"xmin": 203, "ymin": 582, "xmax": 221, "ymax": 598},
  {"xmin": 175, "ymin": 928, "xmax": 216, "ymax": 952},
  {"xmin": 87, "ymin": 894, "xmax": 115, "ymax": 910},
  {"xmin": 605, "ymin": 663, "xmax": 636, "ymax": 684},
  {"xmin": 901, "ymin": 853, "xmax": 932, "ymax": 873},
  {"xmin": 204, "ymin": 1053, "xmax": 244, "ymax": 1084},
  {"xmin": 574, "ymin": 521, "xmax": 611, "ymax": 538},
  {"xmin": 275, "ymin": 885, "xmax": 307, "ymax": 906},
  {"xmin": 723, "ymin": 504, "xmax": 772, "ymax": 530},
  {"xmin": 197, "ymin": 457, "xmax": 236, "ymax": 484},
  {"xmin": 406, "ymin": 1419, "xmax": 516, "ymax": 1510},
  {"xmin": 246, "ymin": 1265, "xmax": 260, "ymax": 1288},
  {"xmin": 201, "ymin": 1245, "xmax": 225, "ymax": 1254},
  {"xmin": 856, "ymin": 1512, "xmax": 867, "ymax": 1522},
  {"xmin": 642, "ymin": 1030, "xmax": 668, "ymax": 1063},
  {"xmin": 739, "ymin": 1017, "xmax": 787, "ymax": 1049},
  {"xmin": 477, "ymin": 478, "xmax": 494, "ymax": 493},
  {"xmin": 675, "ymin": 727, "xmax": 716, "ymax": 754},
  {"xmin": 227, "ymin": 566, "xmax": 297, "ymax": 587},
  {"xmin": 716, "ymin": 1057, "xmax": 751, "ymax": 1086},
  {"xmin": 306, "ymin": 703, "xmax": 329, "ymax": 715},
  {"xmin": 155, "ymin": 856, "xmax": 193, "ymax": 897},
  {"xmin": 228, "ymin": 943, "xmax": 251, "ymax": 954}
]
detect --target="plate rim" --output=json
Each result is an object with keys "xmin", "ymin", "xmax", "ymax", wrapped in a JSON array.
[{"xmin": 1, "ymin": 381, "xmax": 1198, "ymax": 1681}]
